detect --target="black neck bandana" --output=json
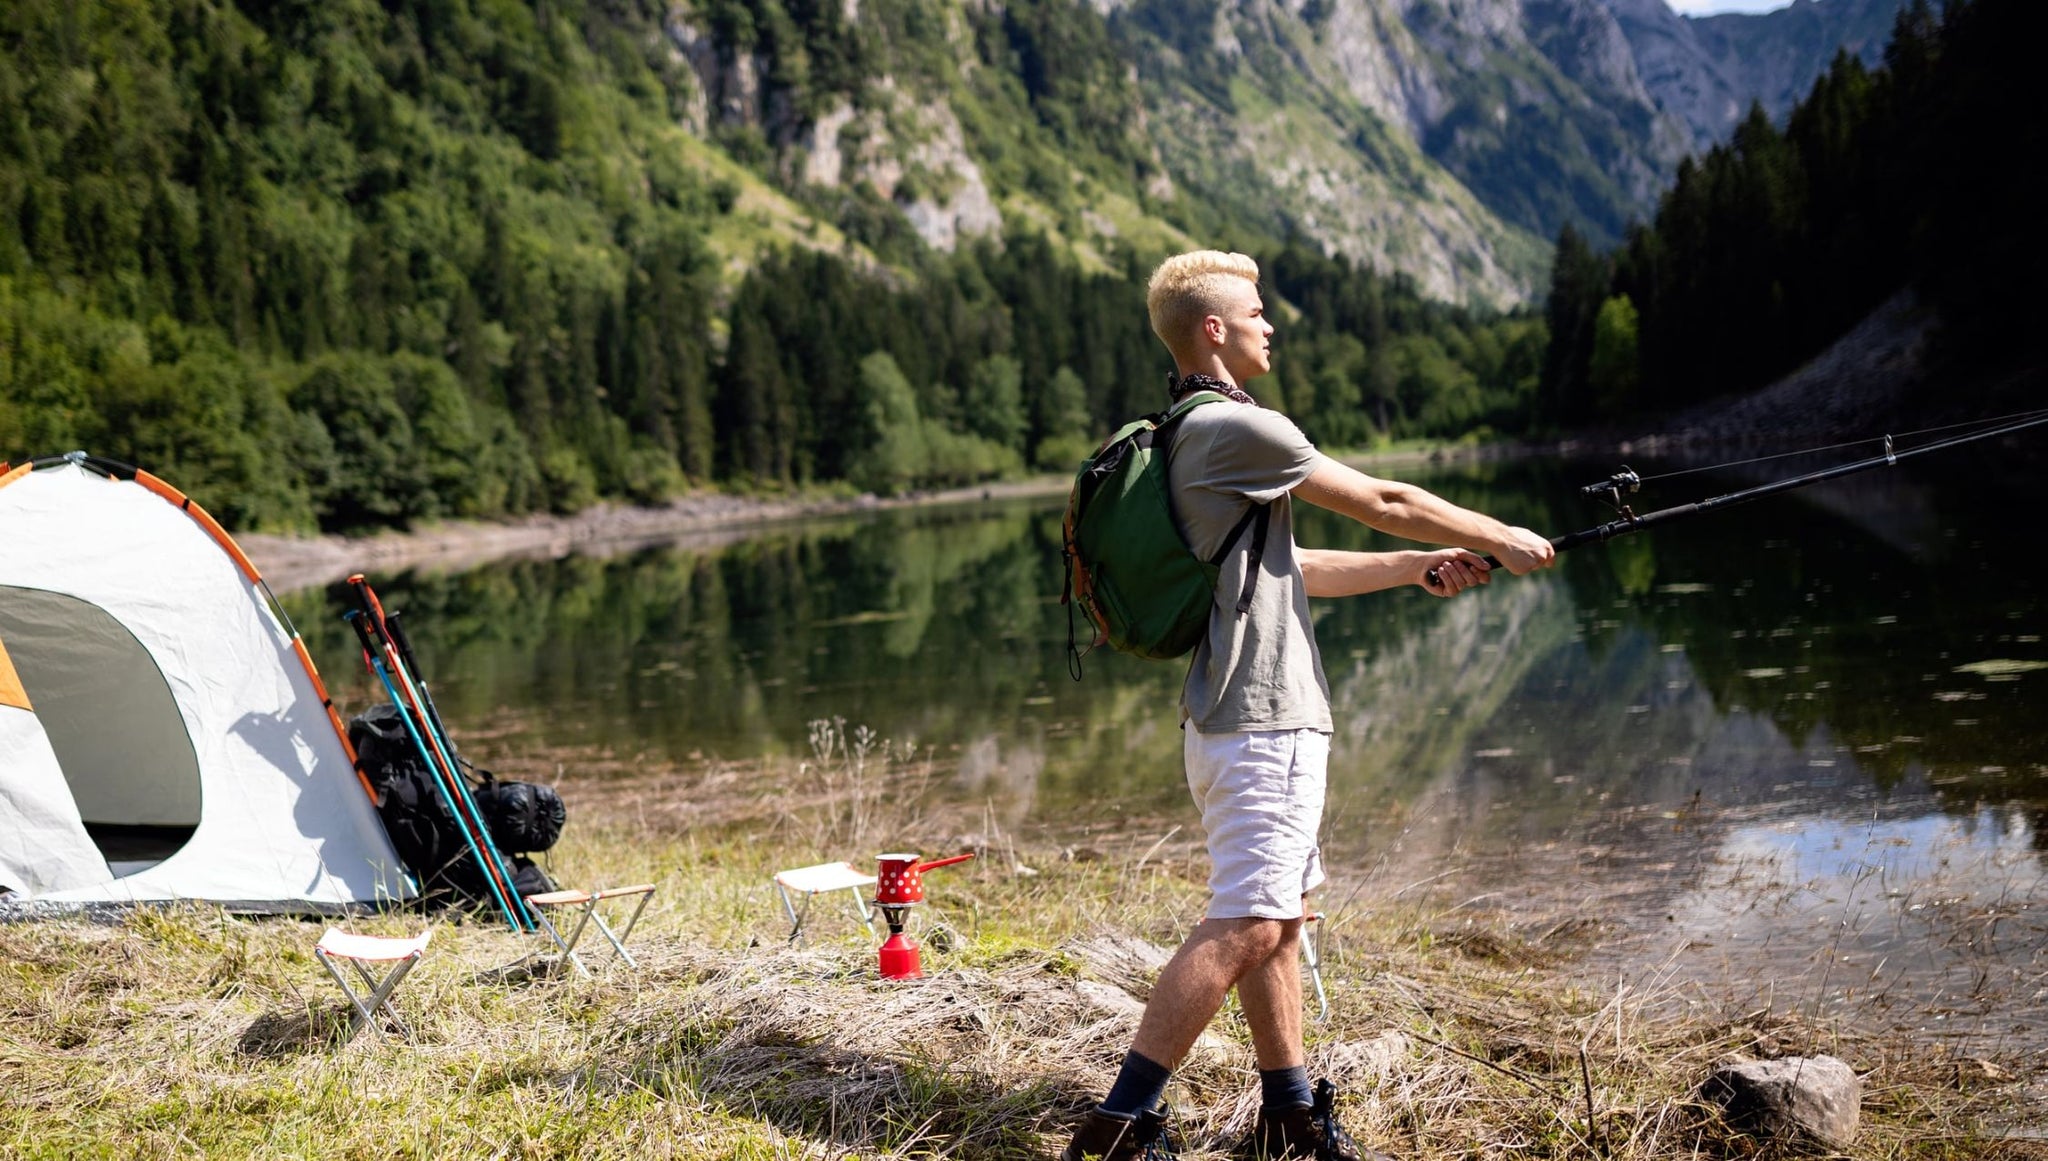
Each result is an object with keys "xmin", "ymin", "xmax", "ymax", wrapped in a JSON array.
[{"xmin": 1167, "ymin": 371, "xmax": 1258, "ymax": 407}]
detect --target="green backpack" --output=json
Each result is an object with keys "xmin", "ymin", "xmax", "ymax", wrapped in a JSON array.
[{"xmin": 1061, "ymin": 390, "xmax": 1271, "ymax": 677}]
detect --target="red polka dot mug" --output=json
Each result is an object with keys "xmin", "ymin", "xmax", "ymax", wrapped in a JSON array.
[{"xmin": 874, "ymin": 851, "xmax": 975, "ymax": 905}]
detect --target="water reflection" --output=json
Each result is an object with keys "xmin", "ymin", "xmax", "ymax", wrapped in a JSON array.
[
  {"xmin": 284, "ymin": 453, "xmax": 2048, "ymax": 845},
  {"xmin": 1675, "ymin": 810, "xmax": 2046, "ymax": 1034},
  {"xmin": 286, "ymin": 449, "xmax": 2048, "ymax": 1049}
]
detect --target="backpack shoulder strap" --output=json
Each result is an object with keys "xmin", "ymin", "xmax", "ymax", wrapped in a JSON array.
[
  {"xmin": 1170, "ymin": 392, "xmax": 1272, "ymax": 617},
  {"xmin": 1161, "ymin": 389, "xmax": 1229, "ymax": 424},
  {"xmin": 1145, "ymin": 389, "xmax": 1228, "ymax": 463}
]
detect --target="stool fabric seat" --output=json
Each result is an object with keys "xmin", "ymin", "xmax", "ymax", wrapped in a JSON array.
[
  {"xmin": 525, "ymin": 882, "xmax": 657, "ymax": 974},
  {"xmin": 314, "ymin": 927, "xmax": 431, "ymax": 1045},
  {"xmin": 773, "ymin": 860, "xmax": 877, "ymax": 943}
]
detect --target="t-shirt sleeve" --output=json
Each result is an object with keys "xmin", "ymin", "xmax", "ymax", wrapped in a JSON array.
[{"xmin": 1195, "ymin": 406, "xmax": 1323, "ymax": 504}]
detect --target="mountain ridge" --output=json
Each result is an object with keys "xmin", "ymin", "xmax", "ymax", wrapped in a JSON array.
[{"xmin": 662, "ymin": 0, "xmax": 1909, "ymax": 304}]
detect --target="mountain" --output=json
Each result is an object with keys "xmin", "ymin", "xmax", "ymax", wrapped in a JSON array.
[
  {"xmin": 666, "ymin": 0, "xmax": 1552, "ymax": 306},
  {"xmin": 0, "ymin": 0, "xmax": 1943, "ymax": 535},
  {"xmin": 665, "ymin": 0, "xmax": 1910, "ymax": 305},
  {"xmin": 1606, "ymin": 0, "xmax": 1906, "ymax": 154},
  {"xmin": 0, "ymin": 0, "xmax": 1558, "ymax": 531},
  {"xmin": 1373, "ymin": 0, "xmax": 1908, "ymax": 248}
]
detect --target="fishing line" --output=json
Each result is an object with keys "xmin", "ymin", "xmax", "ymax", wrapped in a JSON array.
[
  {"xmin": 1633, "ymin": 406, "xmax": 2048, "ymax": 484},
  {"xmin": 1425, "ymin": 408, "xmax": 2048, "ymax": 587}
]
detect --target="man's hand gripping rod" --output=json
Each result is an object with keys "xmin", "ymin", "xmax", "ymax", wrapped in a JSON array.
[{"xmin": 1426, "ymin": 468, "xmax": 1637, "ymax": 589}]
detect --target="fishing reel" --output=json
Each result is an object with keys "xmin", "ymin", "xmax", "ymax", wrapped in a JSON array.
[{"xmin": 1580, "ymin": 466, "xmax": 1641, "ymax": 519}]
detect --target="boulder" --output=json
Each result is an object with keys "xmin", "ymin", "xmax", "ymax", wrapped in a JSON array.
[{"xmin": 1702, "ymin": 1055, "xmax": 1861, "ymax": 1149}]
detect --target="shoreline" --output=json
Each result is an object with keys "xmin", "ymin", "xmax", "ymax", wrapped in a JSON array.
[
  {"xmin": 239, "ymin": 477, "xmax": 1068, "ymax": 594},
  {"xmin": 236, "ymin": 445, "xmax": 1488, "ymax": 594},
  {"xmin": 236, "ymin": 338, "xmax": 2020, "ymax": 596}
]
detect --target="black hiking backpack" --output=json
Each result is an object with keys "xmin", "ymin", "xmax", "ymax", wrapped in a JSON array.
[{"xmin": 348, "ymin": 704, "xmax": 564, "ymax": 903}]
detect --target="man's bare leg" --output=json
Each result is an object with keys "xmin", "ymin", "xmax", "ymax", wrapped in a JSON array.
[
  {"xmin": 1129, "ymin": 916, "xmax": 1300, "ymax": 1068},
  {"xmin": 1234, "ymin": 914, "xmax": 1306, "ymax": 1070}
]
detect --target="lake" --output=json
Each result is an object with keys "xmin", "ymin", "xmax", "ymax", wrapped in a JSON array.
[{"xmin": 285, "ymin": 448, "xmax": 2048, "ymax": 1055}]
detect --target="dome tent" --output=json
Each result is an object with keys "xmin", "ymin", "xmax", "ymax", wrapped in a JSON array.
[{"xmin": 0, "ymin": 453, "xmax": 411, "ymax": 910}]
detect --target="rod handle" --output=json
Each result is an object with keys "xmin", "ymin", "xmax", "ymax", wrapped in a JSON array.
[
  {"xmin": 1424, "ymin": 526, "xmax": 1598, "ymax": 590},
  {"xmin": 344, "ymin": 608, "xmax": 379, "ymax": 659},
  {"xmin": 386, "ymin": 609, "xmax": 425, "ymax": 681},
  {"xmin": 1425, "ymin": 552, "xmax": 1503, "ymax": 591}
]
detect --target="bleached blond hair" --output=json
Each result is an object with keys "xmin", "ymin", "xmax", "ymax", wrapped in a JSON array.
[{"xmin": 1146, "ymin": 250, "xmax": 1261, "ymax": 352}]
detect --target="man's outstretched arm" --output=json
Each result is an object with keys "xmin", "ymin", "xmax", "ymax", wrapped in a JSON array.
[
  {"xmin": 1292, "ymin": 459, "xmax": 1555, "ymax": 574},
  {"xmin": 1297, "ymin": 547, "xmax": 1492, "ymax": 598}
]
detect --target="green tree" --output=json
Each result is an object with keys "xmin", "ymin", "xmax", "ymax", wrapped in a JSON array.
[
  {"xmin": 964, "ymin": 354, "xmax": 1027, "ymax": 451},
  {"xmin": 850, "ymin": 350, "xmax": 926, "ymax": 495},
  {"xmin": 1537, "ymin": 223, "xmax": 1608, "ymax": 427},
  {"xmin": 1587, "ymin": 294, "xmax": 1640, "ymax": 415},
  {"xmin": 290, "ymin": 353, "xmax": 429, "ymax": 531},
  {"xmin": 1032, "ymin": 364, "xmax": 1093, "ymax": 471}
]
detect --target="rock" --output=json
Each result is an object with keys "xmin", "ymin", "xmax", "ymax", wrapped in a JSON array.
[
  {"xmin": 1702, "ymin": 1055, "xmax": 1861, "ymax": 1149},
  {"xmin": 1074, "ymin": 978, "xmax": 1146, "ymax": 1020},
  {"xmin": 1067, "ymin": 933, "xmax": 1174, "ymax": 985},
  {"xmin": 1072, "ymin": 969, "xmax": 1230, "ymax": 1062},
  {"xmin": 1318, "ymin": 1031, "xmax": 1411, "ymax": 1084}
]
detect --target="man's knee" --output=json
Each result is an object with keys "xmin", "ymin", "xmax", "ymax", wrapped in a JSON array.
[{"xmin": 1203, "ymin": 915, "xmax": 1302, "ymax": 965}]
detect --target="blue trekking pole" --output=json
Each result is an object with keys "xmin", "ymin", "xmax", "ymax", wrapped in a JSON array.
[
  {"xmin": 348, "ymin": 607, "xmax": 529, "ymax": 933},
  {"xmin": 381, "ymin": 606, "xmax": 578, "ymax": 956},
  {"xmin": 348, "ymin": 577, "xmax": 541, "ymax": 933}
]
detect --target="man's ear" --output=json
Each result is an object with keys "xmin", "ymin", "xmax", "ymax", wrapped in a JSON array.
[{"xmin": 1201, "ymin": 314, "xmax": 1226, "ymax": 347}]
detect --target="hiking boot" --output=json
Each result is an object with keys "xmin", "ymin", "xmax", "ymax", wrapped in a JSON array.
[
  {"xmin": 1231, "ymin": 1079, "xmax": 1392, "ymax": 1161},
  {"xmin": 1061, "ymin": 1106, "xmax": 1177, "ymax": 1161}
]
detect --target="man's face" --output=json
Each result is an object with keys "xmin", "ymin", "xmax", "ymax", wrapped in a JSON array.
[{"xmin": 1208, "ymin": 278, "xmax": 1273, "ymax": 381}]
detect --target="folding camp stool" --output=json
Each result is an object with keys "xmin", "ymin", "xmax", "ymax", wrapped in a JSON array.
[
  {"xmin": 314, "ymin": 927, "xmax": 432, "ymax": 1045},
  {"xmin": 1302, "ymin": 911, "xmax": 1330, "ymax": 1023},
  {"xmin": 772, "ymin": 861, "xmax": 878, "ymax": 944},
  {"xmin": 525, "ymin": 883, "xmax": 658, "ymax": 973}
]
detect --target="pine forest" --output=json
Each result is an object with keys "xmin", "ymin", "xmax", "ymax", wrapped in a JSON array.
[{"xmin": 0, "ymin": 0, "xmax": 2037, "ymax": 532}]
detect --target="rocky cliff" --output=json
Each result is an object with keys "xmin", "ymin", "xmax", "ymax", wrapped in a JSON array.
[
  {"xmin": 1687, "ymin": 0, "xmax": 1905, "ymax": 130},
  {"xmin": 1599, "ymin": 0, "xmax": 1904, "ymax": 155},
  {"xmin": 656, "ymin": 0, "xmax": 1905, "ymax": 306}
]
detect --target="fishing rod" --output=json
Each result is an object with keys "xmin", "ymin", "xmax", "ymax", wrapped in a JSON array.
[{"xmin": 1427, "ymin": 410, "xmax": 2048, "ymax": 587}]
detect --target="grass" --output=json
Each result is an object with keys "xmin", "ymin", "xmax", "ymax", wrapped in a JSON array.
[{"xmin": 2, "ymin": 723, "xmax": 2042, "ymax": 1159}]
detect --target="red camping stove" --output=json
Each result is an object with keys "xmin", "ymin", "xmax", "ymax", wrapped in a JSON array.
[{"xmin": 874, "ymin": 851, "xmax": 974, "ymax": 979}]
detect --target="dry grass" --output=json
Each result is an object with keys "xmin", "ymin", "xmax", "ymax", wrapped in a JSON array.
[{"xmin": 2, "ymin": 726, "xmax": 2043, "ymax": 1159}]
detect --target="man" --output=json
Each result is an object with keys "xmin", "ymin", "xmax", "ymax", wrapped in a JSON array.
[{"xmin": 1062, "ymin": 251, "xmax": 1555, "ymax": 1161}]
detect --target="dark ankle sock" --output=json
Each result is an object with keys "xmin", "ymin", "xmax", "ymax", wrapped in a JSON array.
[
  {"xmin": 1098, "ymin": 1050, "xmax": 1173, "ymax": 1119},
  {"xmin": 1260, "ymin": 1064, "xmax": 1313, "ymax": 1111}
]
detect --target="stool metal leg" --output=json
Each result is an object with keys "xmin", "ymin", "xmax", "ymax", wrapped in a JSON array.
[
  {"xmin": 317, "ymin": 949, "xmax": 423, "ymax": 1044},
  {"xmin": 845, "ymin": 885, "xmax": 876, "ymax": 937},
  {"xmin": 781, "ymin": 883, "xmax": 817, "ymax": 944},
  {"xmin": 533, "ymin": 905, "xmax": 590, "ymax": 978},
  {"xmin": 590, "ymin": 891, "xmax": 653, "ymax": 967},
  {"xmin": 558, "ymin": 900, "xmax": 599, "ymax": 965}
]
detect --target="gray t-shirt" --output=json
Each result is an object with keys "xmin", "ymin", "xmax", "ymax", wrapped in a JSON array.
[{"xmin": 1167, "ymin": 401, "xmax": 1332, "ymax": 734}]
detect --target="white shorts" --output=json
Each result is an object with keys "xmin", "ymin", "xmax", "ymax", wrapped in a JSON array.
[{"xmin": 1183, "ymin": 725, "xmax": 1330, "ymax": 920}]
